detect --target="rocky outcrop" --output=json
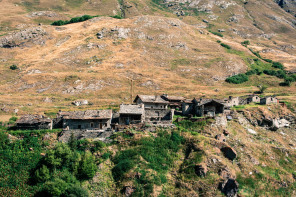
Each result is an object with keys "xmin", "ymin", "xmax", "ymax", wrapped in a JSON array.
[
  {"xmin": 220, "ymin": 147, "xmax": 237, "ymax": 161},
  {"xmin": 195, "ymin": 163, "xmax": 207, "ymax": 177},
  {"xmin": 0, "ymin": 27, "xmax": 48, "ymax": 48},
  {"xmin": 219, "ymin": 178, "xmax": 239, "ymax": 197},
  {"xmin": 274, "ymin": 0, "xmax": 296, "ymax": 17}
]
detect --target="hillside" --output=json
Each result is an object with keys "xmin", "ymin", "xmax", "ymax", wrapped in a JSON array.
[{"xmin": 0, "ymin": 0, "xmax": 295, "ymax": 116}]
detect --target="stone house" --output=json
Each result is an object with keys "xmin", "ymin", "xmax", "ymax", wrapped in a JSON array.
[
  {"xmin": 247, "ymin": 95, "xmax": 260, "ymax": 104},
  {"xmin": 182, "ymin": 99, "xmax": 195, "ymax": 115},
  {"xmin": 144, "ymin": 108, "xmax": 175, "ymax": 125},
  {"xmin": 16, "ymin": 114, "xmax": 53, "ymax": 130},
  {"xmin": 260, "ymin": 96, "xmax": 278, "ymax": 105},
  {"xmin": 195, "ymin": 99, "xmax": 225, "ymax": 117},
  {"xmin": 161, "ymin": 94, "xmax": 185, "ymax": 110},
  {"xmin": 134, "ymin": 95, "xmax": 169, "ymax": 109},
  {"xmin": 224, "ymin": 96, "xmax": 240, "ymax": 107},
  {"xmin": 119, "ymin": 104, "xmax": 145, "ymax": 125},
  {"xmin": 58, "ymin": 110, "xmax": 112, "ymax": 130}
]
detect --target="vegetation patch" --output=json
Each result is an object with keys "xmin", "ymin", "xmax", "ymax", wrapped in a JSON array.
[{"xmin": 52, "ymin": 15, "xmax": 96, "ymax": 26}]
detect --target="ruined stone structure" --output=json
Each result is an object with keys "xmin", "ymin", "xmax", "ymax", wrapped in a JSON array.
[
  {"xmin": 247, "ymin": 95, "xmax": 260, "ymax": 104},
  {"xmin": 16, "ymin": 114, "xmax": 52, "ymax": 130},
  {"xmin": 119, "ymin": 104, "xmax": 145, "ymax": 125},
  {"xmin": 260, "ymin": 97, "xmax": 278, "ymax": 105},
  {"xmin": 224, "ymin": 96, "xmax": 240, "ymax": 107},
  {"xmin": 58, "ymin": 110, "xmax": 112, "ymax": 130}
]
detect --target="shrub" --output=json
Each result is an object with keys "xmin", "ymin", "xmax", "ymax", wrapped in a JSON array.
[
  {"xmin": 220, "ymin": 43, "xmax": 231, "ymax": 49},
  {"xmin": 44, "ymin": 178, "xmax": 68, "ymax": 196},
  {"xmin": 209, "ymin": 30, "xmax": 223, "ymax": 37},
  {"xmin": 272, "ymin": 62, "xmax": 284, "ymax": 70},
  {"xmin": 226, "ymin": 74, "xmax": 249, "ymax": 84},
  {"xmin": 263, "ymin": 58, "xmax": 273, "ymax": 63},
  {"xmin": 34, "ymin": 165, "xmax": 51, "ymax": 183},
  {"xmin": 111, "ymin": 15, "xmax": 123, "ymax": 19},
  {"xmin": 249, "ymin": 48, "xmax": 262, "ymax": 58},
  {"xmin": 78, "ymin": 151, "xmax": 97, "ymax": 180},
  {"xmin": 241, "ymin": 40, "xmax": 250, "ymax": 46},
  {"xmin": 246, "ymin": 69, "xmax": 261, "ymax": 76},
  {"xmin": 112, "ymin": 159, "xmax": 135, "ymax": 181},
  {"xmin": 51, "ymin": 15, "xmax": 95, "ymax": 26},
  {"xmin": 263, "ymin": 70, "xmax": 286, "ymax": 79},
  {"xmin": 65, "ymin": 185, "xmax": 89, "ymax": 197},
  {"xmin": 258, "ymin": 85, "xmax": 268, "ymax": 94},
  {"xmin": 10, "ymin": 65, "xmax": 18, "ymax": 70}
]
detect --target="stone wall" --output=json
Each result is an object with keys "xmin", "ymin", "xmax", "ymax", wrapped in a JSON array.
[{"xmin": 63, "ymin": 119, "xmax": 111, "ymax": 130}]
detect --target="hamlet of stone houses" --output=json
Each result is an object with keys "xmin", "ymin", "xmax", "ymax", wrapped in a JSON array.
[{"xmin": 14, "ymin": 94, "xmax": 281, "ymax": 142}]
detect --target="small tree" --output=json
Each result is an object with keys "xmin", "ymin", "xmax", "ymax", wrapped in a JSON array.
[
  {"xmin": 10, "ymin": 65, "xmax": 18, "ymax": 70},
  {"xmin": 78, "ymin": 151, "xmax": 97, "ymax": 180},
  {"xmin": 258, "ymin": 85, "xmax": 268, "ymax": 94},
  {"xmin": 35, "ymin": 165, "xmax": 51, "ymax": 183},
  {"xmin": 68, "ymin": 132, "xmax": 77, "ymax": 151}
]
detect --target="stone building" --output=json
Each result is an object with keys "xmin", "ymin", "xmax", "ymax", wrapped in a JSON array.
[
  {"xmin": 144, "ymin": 108, "xmax": 175, "ymax": 125},
  {"xmin": 260, "ymin": 96, "xmax": 278, "ymax": 105},
  {"xmin": 224, "ymin": 96, "xmax": 240, "ymax": 107},
  {"xmin": 16, "ymin": 114, "xmax": 53, "ymax": 130},
  {"xmin": 59, "ymin": 110, "xmax": 112, "ymax": 130},
  {"xmin": 119, "ymin": 104, "xmax": 145, "ymax": 125},
  {"xmin": 247, "ymin": 95, "xmax": 260, "ymax": 104},
  {"xmin": 195, "ymin": 99, "xmax": 225, "ymax": 117},
  {"xmin": 161, "ymin": 94, "xmax": 185, "ymax": 110},
  {"xmin": 182, "ymin": 99, "xmax": 195, "ymax": 115},
  {"xmin": 134, "ymin": 95, "xmax": 169, "ymax": 109}
]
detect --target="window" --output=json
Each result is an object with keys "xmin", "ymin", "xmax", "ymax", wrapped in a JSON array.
[
  {"xmin": 78, "ymin": 125, "xmax": 82, "ymax": 129},
  {"xmin": 90, "ymin": 122, "xmax": 94, "ymax": 128}
]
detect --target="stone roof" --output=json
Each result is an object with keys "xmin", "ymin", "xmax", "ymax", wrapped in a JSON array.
[
  {"xmin": 119, "ymin": 104, "xmax": 144, "ymax": 115},
  {"xmin": 197, "ymin": 99, "xmax": 225, "ymax": 106},
  {"xmin": 162, "ymin": 95, "xmax": 185, "ymax": 101},
  {"xmin": 134, "ymin": 95, "xmax": 169, "ymax": 104},
  {"xmin": 16, "ymin": 114, "xmax": 51, "ymax": 124},
  {"xmin": 61, "ymin": 110, "xmax": 112, "ymax": 120}
]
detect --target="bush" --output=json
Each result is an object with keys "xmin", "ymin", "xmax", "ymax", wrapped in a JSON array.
[
  {"xmin": 111, "ymin": 15, "xmax": 123, "ymax": 19},
  {"xmin": 209, "ymin": 30, "xmax": 223, "ymax": 37},
  {"xmin": 263, "ymin": 58, "xmax": 273, "ymax": 63},
  {"xmin": 51, "ymin": 15, "xmax": 95, "ymax": 26},
  {"xmin": 78, "ymin": 151, "xmax": 97, "ymax": 180},
  {"xmin": 263, "ymin": 69, "xmax": 286, "ymax": 79},
  {"xmin": 226, "ymin": 74, "xmax": 249, "ymax": 84},
  {"xmin": 34, "ymin": 165, "xmax": 51, "ymax": 183},
  {"xmin": 220, "ymin": 43, "xmax": 231, "ymax": 49},
  {"xmin": 246, "ymin": 69, "xmax": 262, "ymax": 76},
  {"xmin": 249, "ymin": 48, "xmax": 262, "ymax": 58},
  {"xmin": 241, "ymin": 40, "xmax": 250, "ymax": 46},
  {"xmin": 10, "ymin": 65, "xmax": 18, "ymax": 70},
  {"xmin": 272, "ymin": 62, "xmax": 284, "ymax": 70}
]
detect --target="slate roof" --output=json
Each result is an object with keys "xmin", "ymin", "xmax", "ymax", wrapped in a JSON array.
[
  {"xmin": 60, "ymin": 110, "xmax": 112, "ymax": 120},
  {"xmin": 119, "ymin": 104, "xmax": 144, "ymax": 115},
  {"xmin": 16, "ymin": 114, "xmax": 51, "ymax": 124},
  {"xmin": 134, "ymin": 95, "xmax": 169, "ymax": 104},
  {"xmin": 197, "ymin": 99, "xmax": 225, "ymax": 106},
  {"xmin": 162, "ymin": 95, "xmax": 185, "ymax": 101}
]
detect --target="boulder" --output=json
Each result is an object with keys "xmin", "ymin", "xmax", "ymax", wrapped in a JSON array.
[
  {"xmin": 195, "ymin": 163, "xmax": 207, "ymax": 177},
  {"xmin": 221, "ymin": 146, "xmax": 237, "ymax": 161},
  {"xmin": 223, "ymin": 129, "xmax": 230, "ymax": 136},
  {"xmin": 72, "ymin": 100, "xmax": 89, "ymax": 106},
  {"xmin": 219, "ymin": 178, "xmax": 239, "ymax": 197},
  {"xmin": 123, "ymin": 186, "xmax": 134, "ymax": 197}
]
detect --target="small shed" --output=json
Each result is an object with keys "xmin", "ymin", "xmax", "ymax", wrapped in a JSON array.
[
  {"xmin": 61, "ymin": 110, "xmax": 112, "ymax": 130},
  {"xmin": 119, "ymin": 104, "xmax": 145, "ymax": 125},
  {"xmin": 16, "ymin": 114, "xmax": 53, "ymax": 130}
]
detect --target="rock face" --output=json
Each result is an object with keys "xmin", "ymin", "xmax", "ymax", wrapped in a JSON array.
[
  {"xmin": 274, "ymin": 0, "xmax": 296, "ymax": 16},
  {"xmin": 0, "ymin": 27, "xmax": 48, "ymax": 48},
  {"xmin": 195, "ymin": 163, "xmax": 207, "ymax": 177},
  {"xmin": 219, "ymin": 178, "xmax": 239, "ymax": 197}
]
